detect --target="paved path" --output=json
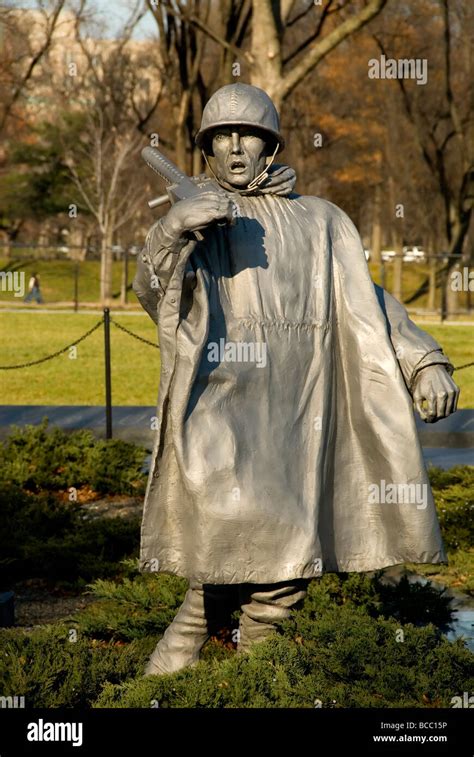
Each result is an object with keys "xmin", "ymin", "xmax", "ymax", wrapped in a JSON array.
[{"xmin": 422, "ymin": 447, "xmax": 474, "ymax": 468}]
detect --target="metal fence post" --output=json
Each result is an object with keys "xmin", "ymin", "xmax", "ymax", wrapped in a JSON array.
[
  {"xmin": 103, "ymin": 307, "xmax": 112, "ymax": 439},
  {"xmin": 121, "ymin": 247, "xmax": 129, "ymax": 306}
]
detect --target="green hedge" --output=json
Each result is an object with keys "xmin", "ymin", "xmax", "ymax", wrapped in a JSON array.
[
  {"xmin": 0, "ymin": 482, "xmax": 140, "ymax": 589},
  {"xmin": 0, "ymin": 421, "xmax": 147, "ymax": 588},
  {"xmin": 0, "ymin": 625, "xmax": 151, "ymax": 708},
  {"xmin": 0, "ymin": 423, "xmax": 472, "ymax": 709},
  {"xmin": 0, "ymin": 419, "xmax": 147, "ymax": 495},
  {"xmin": 1, "ymin": 572, "xmax": 472, "ymax": 709},
  {"xmin": 96, "ymin": 614, "xmax": 473, "ymax": 709}
]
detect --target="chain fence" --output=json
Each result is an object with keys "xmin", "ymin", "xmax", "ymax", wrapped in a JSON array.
[
  {"xmin": 0, "ymin": 314, "xmax": 159, "ymax": 371},
  {"xmin": 111, "ymin": 319, "xmax": 159, "ymax": 349},
  {"xmin": 0, "ymin": 314, "xmax": 470, "ymax": 371},
  {"xmin": 0, "ymin": 310, "xmax": 471, "ymax": 439},
  {"xmin": 0, "ymin": 319, "xmax": 104, "ymax": 370}
]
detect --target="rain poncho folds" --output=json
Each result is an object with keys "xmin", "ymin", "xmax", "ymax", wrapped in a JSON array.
[{"xmin": 133, "ymin": 168, "xmax": 452, "ymax": 584}]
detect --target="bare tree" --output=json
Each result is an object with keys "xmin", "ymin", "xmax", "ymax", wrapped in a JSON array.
[
  {"xmin": 374, "ymin": 0, "xmax": 474, "ymax": 318},
  {"xmin": 143, "ymin": 0, "xmax": 388, "ymax": 173},
  {"xmin": 64, "ymin": 108, "xmax": 144, "ymax": 304},
  {"xmin": 60, "ymin": 1, "xmax": 161, "ymax": 303},
  {"xmin": 249, "ymin": 0, "xmax": 388, "ymax": 109},
  {"xmin": 146, "ymin": 0, "xmax": 213, "ymax": 172},
  {"xmin": 0, "ymin": 0, "xmax": 67, "ymax": 133}
]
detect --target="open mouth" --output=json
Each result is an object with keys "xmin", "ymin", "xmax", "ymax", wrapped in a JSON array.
[{"xmin": 229, "ymin": 160, "xmax": 247, "ymax": 172}]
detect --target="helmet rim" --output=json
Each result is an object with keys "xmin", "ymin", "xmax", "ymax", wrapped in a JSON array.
[{"xmin": 195, "ymin": 120, "xmax": 285, "ymax": 153}]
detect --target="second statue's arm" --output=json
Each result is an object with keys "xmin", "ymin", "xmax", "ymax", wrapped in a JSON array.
[{"xmin": 374, "ymin": 284, "xmax": 460, "ymax": 422}]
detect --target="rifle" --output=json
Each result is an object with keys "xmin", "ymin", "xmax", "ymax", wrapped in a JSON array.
[
  {"xmin": 141, "ymin": 146, "xmax": 234, "ymax": 241},
  {"xmin": 142, "ymin": 146, "xmax": 224, "ymax": 209}
]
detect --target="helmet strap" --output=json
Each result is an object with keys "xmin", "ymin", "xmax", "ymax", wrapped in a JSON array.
[{"xmin": 201, "ymin": 142, "xmax": 279, "ymax": 194}]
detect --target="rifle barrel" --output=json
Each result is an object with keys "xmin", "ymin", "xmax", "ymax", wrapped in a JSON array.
[{"xmin": 148, "ymin": 194, "xmax": 170, "ymax": 209}]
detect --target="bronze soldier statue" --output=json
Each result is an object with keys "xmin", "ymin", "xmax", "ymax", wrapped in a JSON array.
[{"xmin": 133, "ymin": 83, "xmax": 459, "ymax": 676}]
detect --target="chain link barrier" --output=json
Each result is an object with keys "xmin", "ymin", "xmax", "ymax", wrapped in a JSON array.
[
  {"xmin": 111, "ymin": 319, "xmax": 159, "ymax": 349},
  {"xmin": 0, "ymin": 319, "xmax": 104, "ymax": 370},
  {"xmin": 0, "ymin": 313, "xmax": 470, "ymax": 371}
]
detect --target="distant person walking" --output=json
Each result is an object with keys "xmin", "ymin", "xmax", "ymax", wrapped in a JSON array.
[{"xmin": 24, "ymin": 272, "xmax": 43, "ymax": 304}]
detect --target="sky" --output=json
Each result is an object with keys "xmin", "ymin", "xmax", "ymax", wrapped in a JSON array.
[
  {"xmin": 88, "ymin": 0, "xmax": 156, "ymax": 39},
  {"xmin": 13, "ymin": 0, "xmax": 157, "ymax": 38}
]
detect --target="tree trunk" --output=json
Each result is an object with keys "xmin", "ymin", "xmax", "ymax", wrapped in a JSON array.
[
  {"xmin": 250, "ymin": 0, "xmax": 387, "ymax": 110},
  {"xmin": 120, "ymin": 247, "xmax": 129, "ymax": 307},
  {"xmin": 446, "ymin": 260, "xmax": 460, "ymax": 318},
  {"xmin": 175, "ymin": 91, "xmax": 193, "ymax": 173},
  {"xmin": 100, "ymin": 229, "xmax": 114, "ymax": 305},
  {"xmin": 427, "ymin": 238, "xmax": 437, "ymax": 313},
  {"xmin": 175, "ymin": 123, "xmax": 188, "ymax": 173},
  {"xmin": 388, "ymin": 175, "xmax": 403, "ymax": 302},
  {"xmin": 392, "ymin": 230, "xmax": 404, "ymax": 303},
  {"xmin": 371, "ymin": 184, "xmax": 383, "ymax": 282},
  {"xmin": 192, "ymin": 145, "xmax": 203, "ymax": 176},
  {"xmin": 249, "ymin": 0, "xmax": 282, "ymax": 104}
]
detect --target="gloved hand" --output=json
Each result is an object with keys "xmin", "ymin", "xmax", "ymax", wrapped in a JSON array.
[{"xmin": 412, "ymin": 364, "xmax": 460, "ymax": 422}]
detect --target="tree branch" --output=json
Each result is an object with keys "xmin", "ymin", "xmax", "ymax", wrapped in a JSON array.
[
  {"xmin": 441, "ymin": 0, "xmax": 465, "ymax": 164},
  {"xmin": 281, "ymin": 0, "xmax": 299, "ymax": 25},
  {"xmin": 283, "ymin": 0, "xmax": 335, "ymax": 66},
  {"xmin": 278, "ymin": 0, "xmax": 388, "ymax": 101},
  {"xmin": 158, "ymin": 0, "xmax": 252, "ymax": 64}
]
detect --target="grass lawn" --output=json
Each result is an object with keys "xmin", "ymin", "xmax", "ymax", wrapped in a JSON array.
[
  {"xmin": 0, "ymin": 313, "xmax": 160, "ymax": 405},
  {"xmin": 426, "ymin": 325, "xmax": 474, "ymax": 407},
  {"xmin": 0, "ymin": 312, "xmax": 472, "ymax": 406}
]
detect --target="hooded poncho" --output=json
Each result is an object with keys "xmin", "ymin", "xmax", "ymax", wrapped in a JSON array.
[{"xmin": 133, "ymin": 166, "xmax": 452, "ymax": 584}]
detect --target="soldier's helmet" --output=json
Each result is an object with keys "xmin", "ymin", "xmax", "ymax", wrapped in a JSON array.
[{"xmin": 195, "ymin": 83, "xmax": 285, "ymax": 154}]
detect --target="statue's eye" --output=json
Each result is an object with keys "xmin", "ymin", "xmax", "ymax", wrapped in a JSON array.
[{"xmin": 214, "ymin": 133, "xmax": 227, "ymax": 140}]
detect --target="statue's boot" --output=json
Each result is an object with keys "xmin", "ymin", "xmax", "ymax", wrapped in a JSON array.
[
  {"xmin": 237, "ymin": 579, "xmax": 309, "ymax": 654},
  {"xmin": 144, "ymin": 583, "xmax": 237, "ymax": 676}
]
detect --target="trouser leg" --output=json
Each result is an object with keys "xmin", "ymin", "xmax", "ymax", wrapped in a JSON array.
[
  {"xmin": 237, "ymin": 579, "xmax": 310, "ymax": 654},
  {"xmin": 144, "ymin": 581, "xmax": 238, "ymax": 676}
]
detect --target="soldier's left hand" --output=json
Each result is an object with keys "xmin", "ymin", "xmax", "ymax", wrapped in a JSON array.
[{"xmin": 412, "ymin": 365, "xmax": 460, "ymax": 423}]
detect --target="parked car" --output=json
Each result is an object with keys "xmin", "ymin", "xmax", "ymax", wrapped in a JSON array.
[{"xmin": 403, "ymin": 245, "xmax": 425, "ymax": 262}]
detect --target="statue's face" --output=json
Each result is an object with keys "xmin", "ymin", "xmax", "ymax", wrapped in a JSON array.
[{"xmin": 210, "ymin": 127, "xmax": 268, "ymax": 188}]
